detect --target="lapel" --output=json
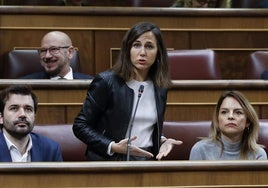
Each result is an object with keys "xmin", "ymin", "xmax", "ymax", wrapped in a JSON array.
[
  {"xmin": 0, "ymin": 131, "xmax": 12, "ymax": 162},
  {"xmin": 29, "ymin": 133, "xmax": 42, "ymax": 162}
]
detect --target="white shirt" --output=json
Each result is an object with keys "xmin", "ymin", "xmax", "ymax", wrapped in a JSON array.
[
  {"xmin": 50, "ymin": 67, "xmax": 73, "ymax": 80},
  {"xmin": 125, "ymin": 79, "xmax": 157, "ymax": 147},
  {"xmin": 107, "ymin": 79, "xmax": 157, "ymax": 155},
  {"xmin": 4, "ymin": 133, "xmax": 33, "ymax": 162}
]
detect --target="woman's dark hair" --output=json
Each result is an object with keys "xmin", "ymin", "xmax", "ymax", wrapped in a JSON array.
[{"xmin": 112, "ymin": 22, "xmax": 171, "ymax": 88}]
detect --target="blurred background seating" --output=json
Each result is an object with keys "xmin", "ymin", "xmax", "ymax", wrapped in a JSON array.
[
  {"xmin": 79, "ymin": 0, "xmax": 126, "ymax": 6},
  {"xmin": 1, "ymin": 0, "xmax": 176, "ymax": 7},
  {"xmin": 247, "ymin": 51, "xmax": 268, "ymax": 79},
  {"xmin": 126, "ymin": 0, "xmax": 176, "ymax": 7},
  {"xmin": 3, "ymin": 48, "xmax": 81, "ymax": 79},
  {"xmin": 171, "ymin": 0, "xmax": 268, "ymax": 8},
  {"xmin": 80, "ymin": 0, "xmax": 176, "ymax": 7},
  {"xmin": 2, "ymin": 0, "xmax": 268, "ymax": 7},
  {"xmin": 167, "ymin": 49, "xmax": 221, "ymax": 80},
  {"xmin": 171, "ymin": 0, "xmax": 231, "ymax": 8},
  {"xmin": 232, "ymin": 0, "xmax": 268, "ymax": 8},
  {"xmin": 1, "ymin": 0, "xmax": 65, "ymax": 5}
]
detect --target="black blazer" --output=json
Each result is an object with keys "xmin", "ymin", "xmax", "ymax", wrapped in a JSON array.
[{"xmin": 73, "ymin": 70, "xmax": 168, "ymax": 160}]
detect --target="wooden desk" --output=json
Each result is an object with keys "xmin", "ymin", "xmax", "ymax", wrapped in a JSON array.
[
  {"xmin": 1, "ymin": 79, "xmax": 268, "ymax": 123},
  {"xmin": 1, "ymin": 7, "xmax": 268, "ymax": 79},
  {"xmin": 1, "ymin": 161, "xmax": 268, "ymax": 187}
]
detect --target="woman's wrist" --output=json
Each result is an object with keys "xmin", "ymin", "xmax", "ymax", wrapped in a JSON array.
[{"xmin": 161, "ymin": 136, "xmax": 167, "ymax": 144}]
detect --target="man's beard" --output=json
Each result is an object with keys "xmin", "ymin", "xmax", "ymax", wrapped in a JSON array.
[{"xmin": 4, "ymin": 120, "xmax": 33, "ymax": 140}]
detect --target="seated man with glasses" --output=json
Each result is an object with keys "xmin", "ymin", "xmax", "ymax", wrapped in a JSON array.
[{"xmin": 21, "ymin": 31, "xmax": 93, "ymax": 80}]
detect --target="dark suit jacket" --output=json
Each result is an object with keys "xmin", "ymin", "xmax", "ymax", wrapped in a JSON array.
[
  {"xmin": 261, "ymin": 71, "xmax": 268, "ymax": 79},
  {"xmin": 0, "ymin": 131, "xmax": 63, "ymax": 162},
  {"xmin": 20, "ymin": 71, "xmax": 93, "ymax": 79}
]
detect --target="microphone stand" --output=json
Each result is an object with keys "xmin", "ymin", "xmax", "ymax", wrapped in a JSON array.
[{"xmin": 126, "ymin": 85, "xmax": 144, "ymax": 161}]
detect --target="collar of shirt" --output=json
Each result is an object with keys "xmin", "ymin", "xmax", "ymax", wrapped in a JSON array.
[
  {"xmin": 50, "ymin": 67, "xmax": 73, "ymax": 80},
  {"xmin": 3, "ymin": 133, "xmax": 33, "ymax": 162}
]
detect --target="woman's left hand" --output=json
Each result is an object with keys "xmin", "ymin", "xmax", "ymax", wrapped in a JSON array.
[{"xmin": 156, "ymin": 138, "xmax": 183, "ymax": 160}]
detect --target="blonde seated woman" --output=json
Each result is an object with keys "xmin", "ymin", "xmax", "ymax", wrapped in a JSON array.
[{"xmin": 189, "ymin": 90, "xmax": 267, "ymax": 160}]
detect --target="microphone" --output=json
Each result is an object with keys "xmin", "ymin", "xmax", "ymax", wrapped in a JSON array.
[{"xmin": 126, "ymin": 85, "xmax": 144, "ymax": 161}]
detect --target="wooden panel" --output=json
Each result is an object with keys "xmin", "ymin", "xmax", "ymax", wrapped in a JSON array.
[
  {"xmin": 1, "ymin": 7, "xmax": 268, "ymax": 79},
  {"xmin": 66, "ymin": 105, "xmax": 83, "ymax": 123},
  {"xmin": 191, "ymin": 32, "xmax": 268, "ymax": 49},
  {"xmin": 1, "ymin": 161, "xmax": 268, "ymax": 187},
  {"xmin": 1, "ymin": 80, "xmax": 268, "ymax": 123},
  {"xmin": 165, "ymin": 105, "xmax": 215, "ymax": 121},
  {"xmin": 95, "ymin": 30, "xmax": 126, "ymax": 73},
  {"xmin": 34, "ymin": 89, "xmax": 87, "ymax": 103},
  {"xmin": 37, "ymin": 106, "xmax": 66, "ymax": 124},
  {"xmin": 260, "ymin": 106, "xmax": 268, "ymax": 119},
  {"xmin": 67, "ymin": 30, "xmax": 95, "ymax": 76},
  {"xmin": 216, "ymin": 50, "xmax": 251, "ymax": 79}
]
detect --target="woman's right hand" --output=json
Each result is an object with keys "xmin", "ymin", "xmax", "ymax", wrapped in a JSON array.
[{"xmin": 111, "ymin": 136, "xmax": 154, "ymax": 158}]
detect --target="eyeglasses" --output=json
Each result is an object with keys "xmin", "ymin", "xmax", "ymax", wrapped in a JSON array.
[{"xmin": 37, "ymin": 46, "xmax": 70, "ymax": 56}]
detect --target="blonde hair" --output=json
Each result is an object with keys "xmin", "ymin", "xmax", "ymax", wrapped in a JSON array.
[{"xmin": 210, "ymin": 90, "xmax": 263, "ymax": 159}]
